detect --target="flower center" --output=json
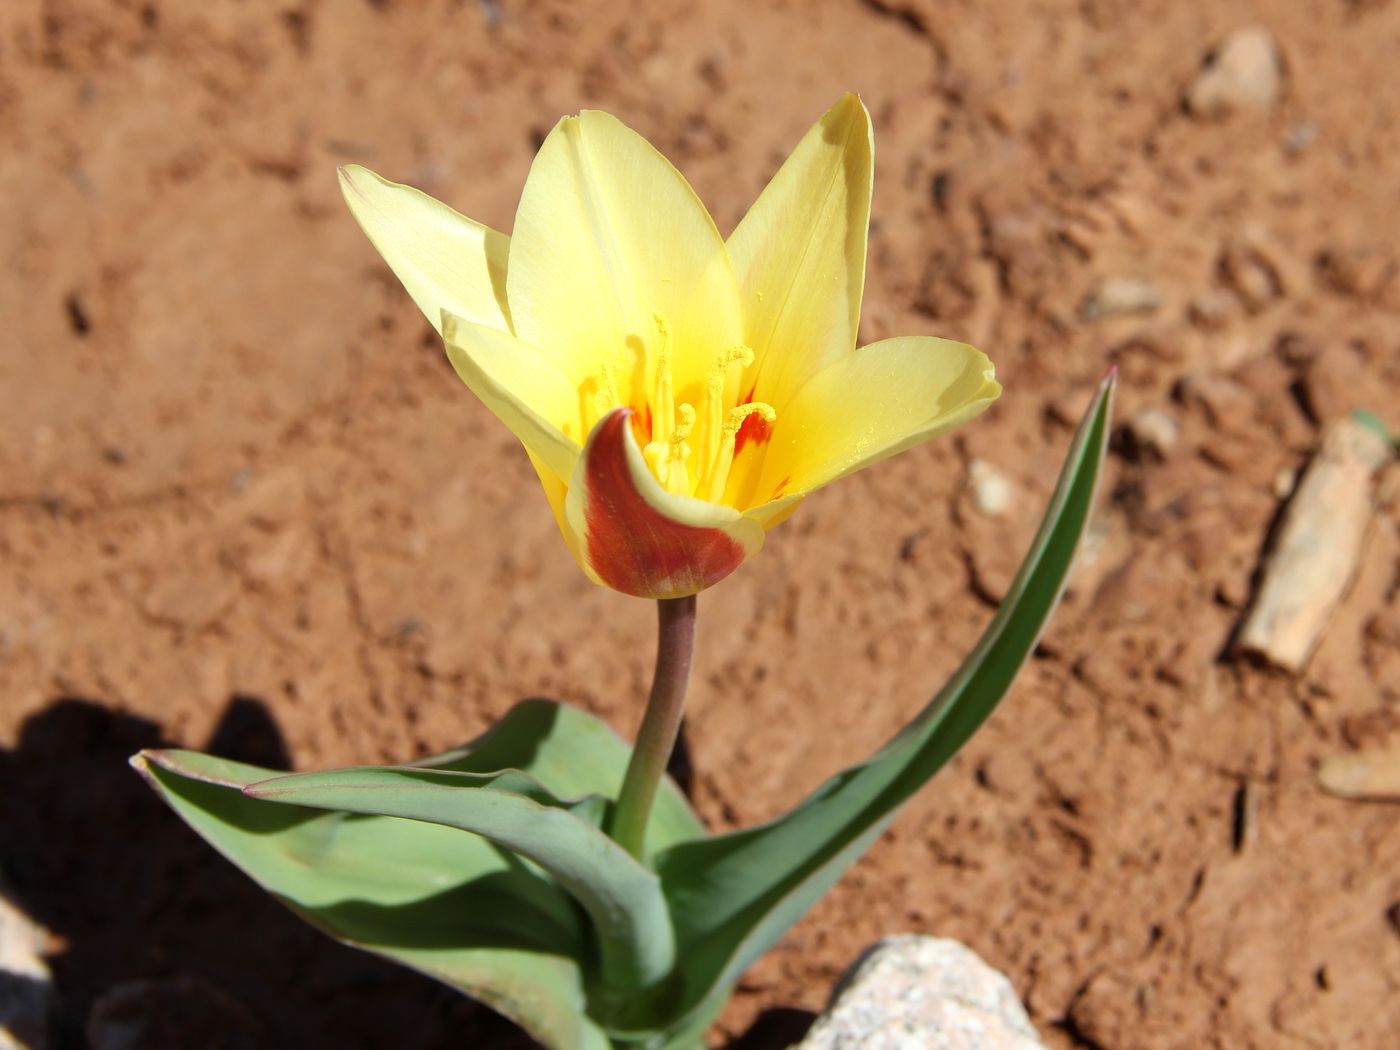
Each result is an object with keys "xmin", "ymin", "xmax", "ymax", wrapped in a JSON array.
[{"xmin": 587, "ymin": 314, "xmax": 776, "ymax": 502}]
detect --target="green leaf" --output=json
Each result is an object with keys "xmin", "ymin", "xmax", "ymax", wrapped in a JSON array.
[
  {"xmin": 419, "ymin": 699, "xmax": 705, "ymax": 852},
  {"xmin": 133, "ymin": 699, "xmax": 705, "ymax": 1048},
  {"xmin": 133, "ymin": 749, "xmax": 612, "ymax": 1050},
  {"xmin": 245, "ymin": 765, "xmax": 676, "ymax": 997},
  {"xmin": 645, "ymin": 372, "xmax": 1117, "ymax": 1038}
]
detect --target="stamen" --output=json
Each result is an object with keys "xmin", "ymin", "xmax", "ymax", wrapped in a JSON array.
[
  {"xmin": 706, "ymin": 401, "xmax": 776, "ymax": 501},
  {"xmin": 670, "ymin": 402, "xmax": 696, "ymax": 447},
  {"xmin": 593, "ymin": 360, "xmax": 621, "ymax": 421},
  {"xmin": 643, "ymin": 439, "xmax": 669, "ymax": 485},
  {"xmin": 643, "ymin": 402, "xmax": 696, "ymax": 495},
  {"xmin": 700, "ymin": 344, "xmax": 755, "ymax": 485},
  {"xmin": 665, "ymin": 403, "xmax": 696, "ymax": 495},
  {"xmin": 652, "ymin": 313, "xmax": 674, "ymax": 445}
]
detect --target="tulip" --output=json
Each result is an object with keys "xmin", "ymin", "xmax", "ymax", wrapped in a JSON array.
[{"xmin": 340, "ymin": 94, "xmax": 1000, "ymax": 601}]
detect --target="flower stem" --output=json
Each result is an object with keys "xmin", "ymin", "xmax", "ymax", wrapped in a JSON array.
[{"xmin": 611, "ymin": 595, "xmax": 697, "ymax": 861}]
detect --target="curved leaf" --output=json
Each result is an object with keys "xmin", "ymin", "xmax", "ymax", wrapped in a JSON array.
[
  {"xmin": 245, "ymin": 765, "xmax": 677, "ymax": 996},
  {"xmin": 646, "ymin": 371, "xmax": 1116, "ymax": 1036},
  {"xmin": 133, "ymin": 699, "xmax": 706, "ymax": 1048},
  {"xmin": 133, "ymin": 750, "xmax": 611, "ymax": 1050},
  {"xmin": 420, "ymin": 699, "xmax": 705, "ymax": 852}
]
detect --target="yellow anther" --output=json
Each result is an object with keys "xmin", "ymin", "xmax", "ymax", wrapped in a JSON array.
[
  {"xmin": 700, "ymin": 344, "xmax": 755, "ymax": 485},
  {"xmin": 706, "ymin": 400, "xmax": 776, "ymax": 501},
  {"xmin": 723, "ymin": 400, "xmax": 775, "ymax": 437},
  {"xmin": 705, "ymin": 345, "xmax": 754, "ymax": 407},
  {"xmin": 592, "ymin": 360, "xmax": 621, "ymax": 422},
  {"xmin": 671, "ymin": 402, "xmax": 696, "ymax": 447},
  {"xmin": 661, "ymin": 403, "xmax": 695, "ymax": 495},
  {"xmin": 652, "ymin": 312, "xmax": 675, "ymax": 445}
]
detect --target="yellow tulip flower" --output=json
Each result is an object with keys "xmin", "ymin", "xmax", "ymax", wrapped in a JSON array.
[{"xmin": 340, "ymin": 95, "xmax": 1000, "ymax": 599}]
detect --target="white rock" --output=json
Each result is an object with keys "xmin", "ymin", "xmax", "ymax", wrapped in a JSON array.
[
  {"xmin": 968, "ymin": 460, "xmax": 1014, "ymax": 518},
  {"xmin": 0, "ymin": 893, "xmax": 53, "ymax": 1050},
  {"xmin": 1081, "ymin": 276, "xmax": 1162, "ymax": 320},
  {"xmin": 1187, "ymin": 26, "xmax": 1282, "ymax": 116},
  {"xmin": 796, "ymin": 936, "xmax": 1046, "ymax": 1050}
]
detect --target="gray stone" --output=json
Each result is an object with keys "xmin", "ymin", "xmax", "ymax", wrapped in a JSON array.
[
  {"xmin": 1187, "ymin": 26, "xmax": 1282, "ymax": 116},
  {"xmin": 795, "ymin": 936, "xmax": 1045, "ymax": 1050},
  {"xmin": 0, "ymin": 893, "xmax": 53, "ymax": 1050}
]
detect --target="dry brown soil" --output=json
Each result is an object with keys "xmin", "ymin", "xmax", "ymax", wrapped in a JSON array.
[{"xmin": 3, "ymin": 1, "xmax": 1400, "ymax": 1048}]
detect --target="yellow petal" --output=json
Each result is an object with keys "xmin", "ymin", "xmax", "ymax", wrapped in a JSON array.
[
  {"xmin": 339, "ymin": 164, "xmax": 511, "ymax": 335},
  {"xmin": 525, "ymin": 449, "xmax": 582, "ymax": 563},
  {"xmin": 748, "ymin": 336, "xmax": 1000, "ymax": 504},
  {"xmin": 441, "ymin": 311, "xmax": 581, "ymax": 482},
  {"xmin": 562, "ymin": 409, "xmax": 764, "ymax": 599},
  {"xmin": 741, "ymin": 492, "xmax": 805, "ymax": 530},
  {"xmin": 727, "ymin": 94, "xmax": 873, "ymax": 410},
  {"xmin": 506, "ymin": 111, "xmax": 744, "ymax": 395}
]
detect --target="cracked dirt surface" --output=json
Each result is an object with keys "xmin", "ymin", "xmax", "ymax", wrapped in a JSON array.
[{"xmin": 3, "ymin": 1, "xmax": 1399, "ymax": 1047}]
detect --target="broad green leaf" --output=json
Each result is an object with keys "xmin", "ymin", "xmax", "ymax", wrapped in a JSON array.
[
  {"xmin": 133, "ymin": 750, "xmax": 611, "ymax": 1050},
  {"xmin": 134, "ymin": 699, "xmax": 705, "ymax": 1048},
  {"xmin": 420, "ymin": 699, "xmax": 705, "ymax": 852},
  {"xmin": 245, "ymin": 765, "xmax": 677, "ymax": 997},
  {"xmin": 644, "ymin": 372, "xmax": 1116, "ymax": 1037}
]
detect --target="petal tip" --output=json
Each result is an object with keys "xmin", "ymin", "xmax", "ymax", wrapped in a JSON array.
[
  {"xmin": 336, "ymin": 162, "xmax": 375, "ymax": 197},
  {"xmin": 833, "ymin": 91, "xmax": 869, "ymax": 117}
]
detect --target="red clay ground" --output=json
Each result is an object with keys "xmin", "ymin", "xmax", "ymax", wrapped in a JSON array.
[{"xmin": 3, "ymin": 1, "xmax": 1399, "ymax": 1047}]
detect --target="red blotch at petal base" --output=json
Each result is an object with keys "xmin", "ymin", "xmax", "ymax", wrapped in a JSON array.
[
  {"xmin": 581, "ymin": 409, "xmax": 747, "ymax": 599},
  {"xmin": 733, "ymin": 409, "xmax": 772, "ymax": 458}
]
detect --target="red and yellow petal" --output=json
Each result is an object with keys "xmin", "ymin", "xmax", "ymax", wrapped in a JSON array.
[{"xmin": 562, "ymin": 409, "xmax": 765, "ymax": 599}]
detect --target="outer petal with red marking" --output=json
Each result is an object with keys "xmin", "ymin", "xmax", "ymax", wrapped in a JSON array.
[{"xmin": 563, "ymin": 409, "xmax": 765, "ymax": 599}]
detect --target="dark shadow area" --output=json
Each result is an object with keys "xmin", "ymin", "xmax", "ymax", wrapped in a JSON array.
[
  {"xmin": 0, "ymin": 696, "xmax": 543, "ymax": 1050},
  {"xmin": 667, "ymin": 717, "xmax": 695, "ymax": 799},
  {"xmin": 723, "ymin": 1007, "xmax": 817, "ymax": 1050},
  {"xmin": 202, "ymin": 694, "xmax": 293, "ymax": 770}
]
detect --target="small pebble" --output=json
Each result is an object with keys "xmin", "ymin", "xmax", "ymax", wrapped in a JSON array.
[
  {"xmin": 1187, "ymin": 26, "xmax": 1282, "ymax": 117},
  {"xmin": 1081, "ymin": 276, "xmax": 1162, "ymax": 321},
  {"xmin": 1283, "ymin": 120, "xmax": 1317, "ymax": 155},
  {"xmin": 1127, "ymin": 407, "xmax": 1180, "ymax": 459},
  {"xmin": 1176, "ymin": 372, "xmax": 1248, "ymax": 428},
  {"xmin": 968, "ymin": 459, "xmax": 1014, "ymax": 518},
  {"xmin": 1220, "ymin": 244, "xmax": 1283, "ymax": 312},
  {"xmin": 1187, "ymin": 290, "xmax": 1234, "ymax": 331}
]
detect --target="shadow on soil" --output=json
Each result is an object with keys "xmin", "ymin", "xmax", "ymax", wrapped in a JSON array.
[
  {"xmin": 0, "ymin": 697, "xmax": 814, "ymax": 1050},
  {"xmin": 0, "ymin": 696, "xmax": 539, "ymax": 1050}
]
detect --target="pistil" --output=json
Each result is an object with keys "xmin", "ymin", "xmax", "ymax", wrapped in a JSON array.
[{"xmin": 592, "ymin": 318, "xmax": 776, "ymax": 502}]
